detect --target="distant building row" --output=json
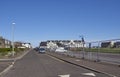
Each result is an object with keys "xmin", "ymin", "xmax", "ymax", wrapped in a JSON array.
[
  {"xmin": 0, "ymin": 36, "xmax": 32, "ymax": 48},
  {"xmin": 101, "ymin": 41, "xmax": 120, "ymax": 48},
  {"xmin": 39, "ymin": 40, "xmax": 85, "ymax": 49},
  {"xmin": 39, "ymin": 40, "xmax": 120, "ymax": 49}
]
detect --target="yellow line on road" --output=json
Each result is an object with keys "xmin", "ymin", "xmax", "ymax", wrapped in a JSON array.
[{"xmin": 46, "ymin": 54, "xmax": 65, "ymax": 63}]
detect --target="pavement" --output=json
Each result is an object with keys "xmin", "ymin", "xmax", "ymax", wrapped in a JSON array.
[
  {"xmin": 0, "ymin": 49, "xmax": 31, "ymax": 76},
  {"xmin": 46, "ymin": 52, "xmax": 120, "ymax": 77}
]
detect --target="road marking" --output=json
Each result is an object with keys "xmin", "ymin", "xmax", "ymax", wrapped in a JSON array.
[
  {"xmin": 46, "ymin": 54, "xmax": 65, "ymax": 63},
  {"xmin": 75, "ymin": 59, "xmax": 80, "ymax": 61},
  {"xmin": 58, "ymin": 74, "xmax": 70, "ymax": 77},
  {"xmin": 12, "ymin": 62, "xmax": 15, "ymax": 65},
  {"xmin": 0, "ymin": 62, "xmax": 14, "ymax": 76},
  {"xmin": 81, "ymin": 73, "xmax": 96, "ymax": 77}
]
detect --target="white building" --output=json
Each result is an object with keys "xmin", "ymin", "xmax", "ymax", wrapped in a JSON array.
[
  {"xmin": 21, "ymin": 43, "xmax": 32, "ymax": 48},
  {"xmin": 66, "ymin": 40, "xmax": 86, "ymax": 48},
  {"xmin": 47, "ymin": 41, "xmax": 58, "ymax": 49},
  {"xmin": 46, "ymin": 40, "xmax": 86, "ymax": 48}
]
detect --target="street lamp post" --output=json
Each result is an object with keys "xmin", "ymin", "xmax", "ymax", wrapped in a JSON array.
[
  {"xmin": 79, "ymin": 35, "xmax": 85, "ymax": 59},
  {"xmin": 96, "ymin": 42, "xmax": 100, "ymax": 62},
  {"xmin": 12, "ymin": 22, "xmax": 15, "ymax": 57}
]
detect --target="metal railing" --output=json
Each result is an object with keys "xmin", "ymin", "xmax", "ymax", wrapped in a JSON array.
[{"xmin": 59, "ymin": 39, "xmax": 120, "ymax": 65}]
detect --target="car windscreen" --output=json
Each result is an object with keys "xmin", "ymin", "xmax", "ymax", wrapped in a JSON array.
[{"xmin": 39, "ymin": 48, "xmax": 45, "ymax": 51}]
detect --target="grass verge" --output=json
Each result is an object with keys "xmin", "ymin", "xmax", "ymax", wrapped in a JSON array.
[{"xmin": 69, "ymin": 48, "xmax": 120, "ymax": 54}]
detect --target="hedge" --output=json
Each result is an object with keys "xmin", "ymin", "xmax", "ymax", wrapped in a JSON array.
[{"xmin": 0, "ymin": 48, "xmax": 26, "ymax": 56}]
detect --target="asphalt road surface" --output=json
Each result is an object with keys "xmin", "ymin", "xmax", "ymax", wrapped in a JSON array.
[{"xmin": 2, "ymin": 50, "xmax": 109, "ymax": 77}]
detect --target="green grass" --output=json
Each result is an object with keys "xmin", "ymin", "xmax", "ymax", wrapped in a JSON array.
[
  {"xmin": 85, "ymin": 48, "xmax": 120, "ymax": 53},
  {"xmin": 70, "ymin": 48, "xmax": 120, "ymax": 54}
]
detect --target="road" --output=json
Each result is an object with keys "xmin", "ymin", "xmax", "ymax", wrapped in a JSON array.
[{"xmin": 2, "ymin": 50, "xmax": 109, "ymax": 77}]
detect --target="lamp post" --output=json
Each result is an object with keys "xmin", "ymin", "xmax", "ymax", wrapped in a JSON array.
[
  {"xmin": 96, "ymin": 42, "xmax": 100, "ymax": 62},
  {"xmin": 12, "ymin": 22, "xmax": 15, "ymax": 57},
  {"xmin": 79, "ymin": 35, "xmax": 85, "ymax": 59}
]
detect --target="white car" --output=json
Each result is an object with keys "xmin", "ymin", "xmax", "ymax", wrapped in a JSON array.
[
  {"xmin": 38, "ymin": 48, "xmax": 45, "ymax": 53},
  {"xmin": 55, "ymin": 47, "xmax": 67, "ymax": 52}
]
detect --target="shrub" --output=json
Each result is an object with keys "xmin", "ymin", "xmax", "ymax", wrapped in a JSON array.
[{"xmin": 0, "ymin": 48, "xmax": 26, "ymax": 56}]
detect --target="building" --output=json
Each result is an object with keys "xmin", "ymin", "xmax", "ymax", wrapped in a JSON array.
[
  {"xmin": 101, "ymin": 41, "xmax": 118, "ymax": 48},
  {"xmin": 5, "ymin": 39, "xmax": 11, "ymax": 48},
  {"xmin": 46, "ymin": 41, "xmax": 58, "ymax": 51},
  {"xmin": 14, "ymin": 42, "xmax": 32, "ymax": 48},
  {"xmin": 40, "ymin": 40, "xmax": 86, "ymax": 49},
  {"xmin": 0, "ymin": 36, "xmax": 32, "ymax": 49},
  {"xmin": 22, "ymin": 43, "xmax": 32, "ymax": 48},
  {"xmin": 0, "ymin": 36, "xmax": 5, "ymax": 48},
  {"xmin": 67, "ymin": 40, "xmax": 84, "ymax": 48},
  {"xmin": 39, "ymin": 41, "xmax": 47, "ymax": 48},
  {"xmin": 47, "ymin": 41, "xmax": 58, "ymax": 48},
  {"xmin": 114, "ymin": 42, "xmax": 120, "ymax": 48},
  {"xmin": 0, "ymin": 36, "xmax": 11, "ymax": 48},
  {"xmin": 14, "ymin": 41, "xmax": 22, "ymax": 48}
]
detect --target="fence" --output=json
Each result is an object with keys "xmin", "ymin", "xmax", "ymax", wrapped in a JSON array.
[{"xmin": 60, "ymin": 39, "xmax": 120, "ymax": 65}]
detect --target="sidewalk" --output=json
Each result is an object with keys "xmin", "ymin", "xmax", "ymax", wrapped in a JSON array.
[
  {"xmin": 0, "ymin": 50, "xmax": 31, "ymax": 76},
  {"xmin": 0, "ymin": 62, "xmax": 12, "ymax": 74},
  {"xmin": 47, "ymin": 52, "xmax": 120, "ymax": 77}
]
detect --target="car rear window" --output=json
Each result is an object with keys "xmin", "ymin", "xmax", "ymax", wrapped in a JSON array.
[{"xmin": 40, "ymin": 48, "xmax": 45, "ymax": 51}]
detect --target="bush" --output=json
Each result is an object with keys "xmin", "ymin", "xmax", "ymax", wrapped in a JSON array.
[
  {"xmin": 0, "ymin": 48, "xmax": 11, "ymax": 52},
  {"xmin": 0, "ymin": 48, "xmax": 26, "ymax": 56},
  {"xmin": 0, "ymin": 48, "xmax": 12, "ymax": 56}
]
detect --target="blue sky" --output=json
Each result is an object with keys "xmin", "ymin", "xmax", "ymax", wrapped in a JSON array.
[{"xmin": 0, "ymin": 0, "xmax": 120, "ymax": 47}]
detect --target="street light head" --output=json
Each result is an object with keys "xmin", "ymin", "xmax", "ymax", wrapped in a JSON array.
[
  {"xmin": 79, "ymin": 35, "xmax": 83, "ymax": 38},
  {"xmin": 12, "ymin": 23, "xmax": 16, "ymax": 25}
]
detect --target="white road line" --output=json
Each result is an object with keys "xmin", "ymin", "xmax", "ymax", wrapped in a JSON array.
[
  {"xmin": 0, "ymin": 62, "xmax": 14, "ymax": 76},
  {"xmin": 58, "ymin": 74, "xmax": 70, "ymax": 77},
  {"xmin": 75, "ymin": 59, "xmax": 80, "ymax": 61},
  {"xmin": 81, "ymin": 73, "xmax": 96, "ymax": 77}
]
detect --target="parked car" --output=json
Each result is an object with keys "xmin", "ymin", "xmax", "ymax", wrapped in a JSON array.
[
  {"xmin": 38, "ymin": 48, "xmax": 46, "ymax": 53},
  {"xmin": 34, "ymin": 47, "xmax": 39, "ymax": 51},
  {"xmin": 55, "ymin": 47, "xmax": 67, "ymax": 52}
]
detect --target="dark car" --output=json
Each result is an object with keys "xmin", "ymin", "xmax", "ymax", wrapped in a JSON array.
[{"xmin": 34, "ymin": 47, "xmax": 39, "ymax": 51}]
